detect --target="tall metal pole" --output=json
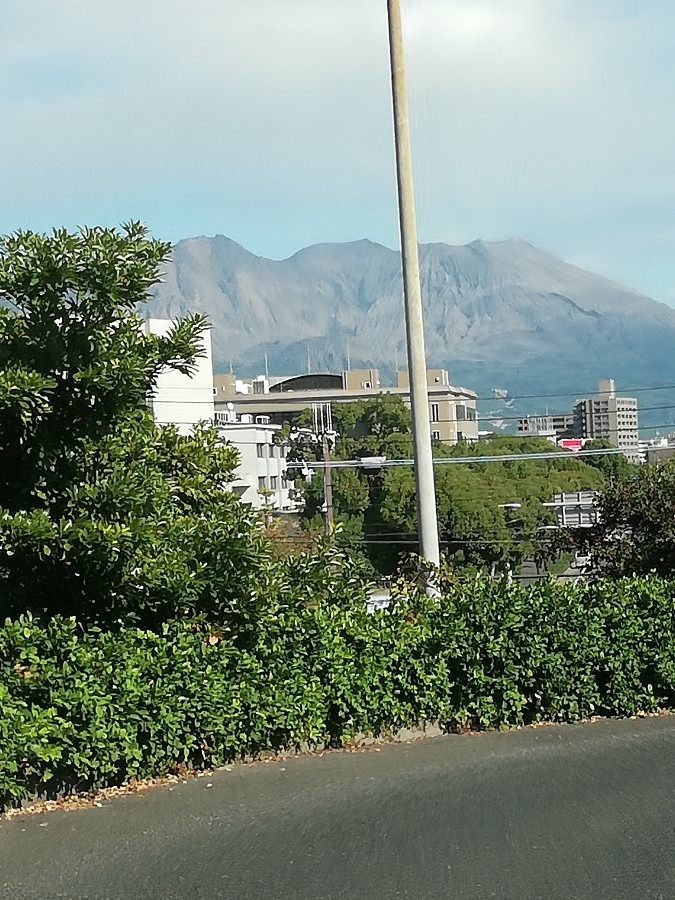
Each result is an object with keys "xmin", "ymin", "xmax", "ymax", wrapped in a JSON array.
[{"xmin": 386, "ymin": 0, "xmax": 440, "ymax": 568}]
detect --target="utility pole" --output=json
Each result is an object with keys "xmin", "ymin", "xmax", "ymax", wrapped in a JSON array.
[
  {"xmin": 386, "ymin": 0, "xmax": 440, "ymax": 568},
  {"xmin": 322, "ymin": 432, "xmax": 334, "ymax": 536}
]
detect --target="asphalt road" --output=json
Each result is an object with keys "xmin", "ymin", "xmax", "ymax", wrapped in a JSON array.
[
  {"xmin": 517, "ymin": 560, "xmax": 581, "ymax": 585},
  {"xmin": 1, "ymin": 716, "xmax": 674, "ymax": 900}
]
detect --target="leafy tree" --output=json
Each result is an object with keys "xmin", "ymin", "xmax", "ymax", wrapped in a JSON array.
[
  {"xmin": 582, "ymin": 438, "xmax": 637, "ymax": 483},
  {"xmin": 0, "ymin": 224, "xmax": 266, "ymax": 629},
  {"xmin": 575, "ymin": 458, "xmax": 675, "ymax": 578},
  {"xmin": 284, "ymin": 405, "xmax": 605, "ymax": 576}
]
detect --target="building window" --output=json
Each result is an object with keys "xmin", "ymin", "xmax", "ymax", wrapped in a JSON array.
[
  {"xmin": 258, "ymin": 476, "xmax": 266, "ymax": 490},
  {"xmin": 257, "ymin": 443, "xmax": 266, "ymax": 458},
  {"xmin": 430, "ymin": 403, "xmax": 439, "ymax": 422},
  {"xmin": 431, "ymin": 430, "xmax": 441, "ymax": 441},
  {"xmin": 270, "ymin": 476, "xmax": 278, "ymax": 490},
  {"xmin": 456, "ymin": 405, "xmax": 466, "ymax": 421}
]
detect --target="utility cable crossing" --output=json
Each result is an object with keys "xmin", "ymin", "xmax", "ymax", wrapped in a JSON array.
[{"xmin": 296, "ymin": 444, "xmax": 640, "ymax": 470}]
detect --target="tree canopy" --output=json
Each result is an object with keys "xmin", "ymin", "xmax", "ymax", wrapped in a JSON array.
[
  {"xmin": 284, "ymin": 402, "xmax": 605, "ymax": 576},
  {"xmin": 581, "ymin": 438, "xmax": 638, "ymax": 483},
  {"xmin": 0, "ymin": 224, "xmax": 266, "ymax": 628},
  {"xmin": 570, "ymin": 457, "xmax": 675, "ymax": 579}
]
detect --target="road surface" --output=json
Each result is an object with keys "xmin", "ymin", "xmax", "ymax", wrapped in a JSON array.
[
  {"xmin": 517, "ymin": 560, "xmax": 583, "ymax": 585},
  {"xmin": 1, "ymin": 716, "xmax": 674, "ymax": 899}
]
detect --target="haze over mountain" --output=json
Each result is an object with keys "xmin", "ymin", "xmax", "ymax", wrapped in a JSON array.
[{"xmin": 148, "ymin": 235, "xmax": 675, "ymax": 427}]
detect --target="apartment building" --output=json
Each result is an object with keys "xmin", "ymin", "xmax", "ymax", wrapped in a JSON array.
[
  {"xmin": 516, "ymin": 415, "xmax": 557, "ymax": 444},
  {"xmin": 572, "ymin": 379, "xmax": 639, "ymax": 451},
  {"xmin": 517, "ymin": 380, "xmax": 639, "ymax": 459},
  {"xmin": 214, "ymin": 368, "xmax": 478, "ymax": 445},
  {"xmin": 144, "ymin": 319, "xmax": 297, "ymax": 513},
  {"xmin": 216, "ymin": 410, "xmax": 298, "ymax": 513}
]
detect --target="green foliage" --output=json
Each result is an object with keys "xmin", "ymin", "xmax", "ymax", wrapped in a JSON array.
[
  {"xmin": 0, "ymin": 224, "xmax": 265, "ymax": 628},
  {"xmin": 0, "ymin": 224, "xmax": 207, "ymax": 510},
  {"xmin": 583, "ymin": 438, "xmax": 638, "ymax": 483},
  {"xmin": 579, "ymin": 458, "xmax": 675, "ymax": 578},
  {"xmin": 2, "ymin": 570, "xmax": 674, "ymax": 809},
  {"xmin": 287, "ymin": 409, "xmax": 605, "ymax": 574}
]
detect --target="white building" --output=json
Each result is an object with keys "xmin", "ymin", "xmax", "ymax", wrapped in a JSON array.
[
  {"xmin": 144, "ymin": 319, "xmax": 298, "ymax": 512},
  {"xmin": 144, "ymin": 318, "xmax": 215, "ymax": 434},
  {"xmin": 543, "ymin": 491, "xmax": 600, "ymax": 528},
  {"xmin": 572, "ymin": 379, "xmax": 639, "ymax": 456},
  {"xmin": 216, "ymin": 410, "xmax": 299, "ymax": 513},
  {"xmin": 213, "ymin": 368, "xmax": 478, "ymax": 445}
]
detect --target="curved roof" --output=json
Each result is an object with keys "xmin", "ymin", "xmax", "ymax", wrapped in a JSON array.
[{"xmin": 269, "ymin": 373, "xmax": 343, "ymax": 393}]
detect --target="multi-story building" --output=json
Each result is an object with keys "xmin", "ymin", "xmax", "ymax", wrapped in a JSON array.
[
  {"xmin": 144, "ymin": 318, "xmax": 297, "ymax": 513},
  {"xmin": 213, "ymin": 368, "xmax": 478, "ymax": 445},
  {"xmin": 572, "ymin": 379, "xmax": 639, "ymax": 453},
  {"xmin": 551, "ymin": 413, "xmax": 576, "ymax": 440},
  {"xmin": 516, "ymin": 415, "xmax": 557, "ymax": 444},
  {"xmin": 517, "ymin": 381, "xmax": 639, "ymax": 459},
  {"xmin": 215, "ymin": 410, "xmax": 298, "ymax": 513},
  {"xmin": 517, "ymin": 413, "xmax": 574, "ymax": 443}
]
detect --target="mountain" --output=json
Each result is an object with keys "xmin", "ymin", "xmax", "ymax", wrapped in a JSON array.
[{"xmin": 147, "ymin": 236, "xmax": 675, "ymax": 426}]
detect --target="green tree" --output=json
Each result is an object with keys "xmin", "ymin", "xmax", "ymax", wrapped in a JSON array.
[
  {"xmin": 582, "ymin": 438, "xmax": 637, "ymax": 483},
  {"xmin": 0, "ymin": 224, "xmax": 265, "ymax": 629},
  {"xmin": 285, "ymin": 407, "xmax": 605, "ymax": 576},
  {"xmin": 578, "ymin": 458, "xmax": 675, "ymax": 578}
]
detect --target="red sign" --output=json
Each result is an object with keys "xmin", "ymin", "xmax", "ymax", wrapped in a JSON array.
[{"xmin": 559, "ymin": 439, "xmax": 583, "ymax": 452}]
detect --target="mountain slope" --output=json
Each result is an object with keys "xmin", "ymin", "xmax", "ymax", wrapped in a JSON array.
[{"xmin": 148, "ymin": 236, "xmax": 675, "ymax": 419}]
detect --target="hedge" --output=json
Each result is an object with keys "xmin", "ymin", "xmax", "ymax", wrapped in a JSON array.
[{"xmin": 1, "ymin": 576, "xmax": 674, "ymax": 810}]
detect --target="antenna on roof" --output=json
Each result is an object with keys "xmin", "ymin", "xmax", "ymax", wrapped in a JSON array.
[
  {"xmin": 264, "ymin": 346, "xmax": 269, "ymax": 378},
  {"xmin": 346, "ymin": 340, "xmax": 351, "ymax": 371},
  {"xmin": 307, "ymin": 344, "xmax": 311, "ymax": 375}
]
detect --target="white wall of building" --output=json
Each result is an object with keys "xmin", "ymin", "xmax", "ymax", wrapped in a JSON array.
[
  {"xmin": 144, "ymin": 319, "xmax": 298, "ymax": 511},
  {"xmin": 217, "ymin": 419, "xmax": 297, "ymax": 512},
  {"xmin": 145, "ymin": 318, "xmax": 215, "ymax": 434}
]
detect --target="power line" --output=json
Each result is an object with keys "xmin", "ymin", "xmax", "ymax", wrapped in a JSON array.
[
  {"xmin": 471, "ymin": 381, "xmax": 675, "ymax": 404},
  {"xmin": 416, "ymin": 404, "xmax": 675, "ymax": 430},
  {"xmin": 270, "ymin": 536, "xmax": 558, "ymax": 546},
  {"xmin": 297, "ymin": 444, "xmax": 638, "ymax": 470},
  {"xmin": 489, "ymin": 420, "xmax": 675, "ymax": 434},
  {"xmin": 479, "ymin": 403, "xmax": 675, "ymax": 424},
  {"xmin": 222, "ymin": 379, "xmax": 675, "ymax": 412}
]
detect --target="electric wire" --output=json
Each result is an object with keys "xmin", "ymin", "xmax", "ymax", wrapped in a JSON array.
[
  {"xmin": 468, "ymin": 381, "xmax": 675, "ymax": 404},
  {"xmin": 295, "ymin": 444, "xmax": 641, "ymax": 470},
  {"xmin": 461, "ymin": 402, "xmax": 673, "ymax": 424}
]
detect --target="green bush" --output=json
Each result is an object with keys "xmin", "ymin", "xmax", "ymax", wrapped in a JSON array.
[
  {"xmin": 2, "ymin": 574, "xmax": 674, "ymax": 810},
  {"xmin": 0, "ymin": 225, "xmax": 268, "ymax": 630}
]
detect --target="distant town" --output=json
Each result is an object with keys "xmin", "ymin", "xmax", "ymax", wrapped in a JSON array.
[{"xmin": 144, "ymin": 317, "xmax": 675, "ymax": 516}]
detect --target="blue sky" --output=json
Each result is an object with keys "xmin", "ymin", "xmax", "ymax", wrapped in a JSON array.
[{"xmin": 2, "ymin": 0, "xmax": 675, "ymax": 302}]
